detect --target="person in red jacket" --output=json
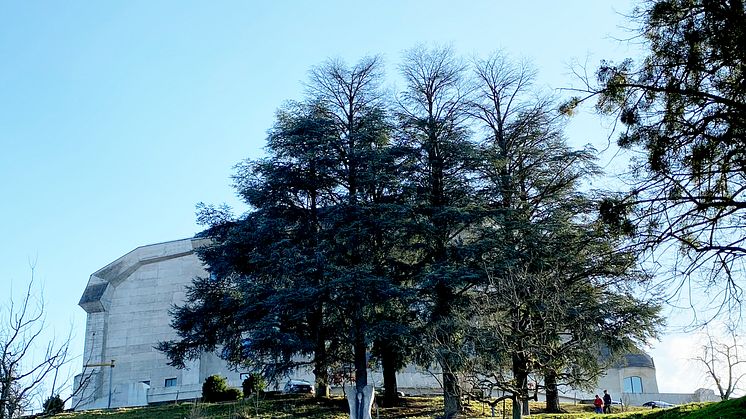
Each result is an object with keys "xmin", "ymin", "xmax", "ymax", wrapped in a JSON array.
[{"xmin": 593, "ymin": 395, "xmax": 603, "ymax": 413}]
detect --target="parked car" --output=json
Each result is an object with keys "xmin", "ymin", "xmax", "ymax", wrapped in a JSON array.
[
  {"xmin": 642, "ymin": 400, "xmax": 676, "ymax": 408},
  {"xmin": 283, "ymin": 379, "xmax": 315, "ymax": 394}
]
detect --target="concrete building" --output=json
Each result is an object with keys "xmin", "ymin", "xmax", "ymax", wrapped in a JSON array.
[
  {"xmin": 595, "ymin": 352, "xmax": 658, "ymax": 403},
  {"xmin": 591, "ymin": 352, "xmax": 716, "ymax": 406},
  {"xmin": 72, "ymin": 238, "xmax": 717, "ymax": 409},
  {"xmin": 72, "ymin": 238, "xmax": 240, "ymax": 409},
  {"xmin": 72, "ymin": 238, "xmax": 437, "ymax": 409}
]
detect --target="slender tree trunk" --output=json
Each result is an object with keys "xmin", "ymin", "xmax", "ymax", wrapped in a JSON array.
[
  {"xmin": 380, "ymin": 341, "xmax": 400, "ymax": 407},
  {"xmin": 511, "ymin": 394, "xmax": 522, "ymax": 419},
  {"xmin": 353, "ymin": 338, "xmax": 368, "ymax": 392},
  {"xmin": 351, "ymin": 308, "xmax": 370, "ymax": 419},
  {"xmin": 434, "ymin": 280, "xmax": 461, "ymax": 418},
  {"xmin": 442, "ymin": 369, "xmax": 461, "ymax": 418},
  {"xmin": 544, "ymin": 370, "xmax": 561, "ymax": 413},
  {"xmin": 313, "ymin": 333, "xmax": 329, "ymax": 398},
  {"xmin": 1, "ymin": 374, "xmax": 11, "ymax": 419},
  {"xmin": 512, "ymin": 352, "xmax": 529, "ymax": 419},
  {"xmin": 353, "ymin": 310, "xmax": 368, "ymax": 391},
  {"xmin": 309, "ymin": 184, "xmax": 330, "ymax": 399}
]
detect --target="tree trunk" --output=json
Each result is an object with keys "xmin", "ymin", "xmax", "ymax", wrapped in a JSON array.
[
  {"xmin": 380, "ymin": 342, "xmax": 400, "ymax": 407},
  {"xmin": 442, "ymin": 369, "xmax": 462, "ymax": 418},
  {"xmin": 544, "ymin": 370, "xmax": 561, "ymax": 413},
  {"xmin": 511, "ymin": 395, "xmax": 522, "ymax": 419},
  {"xmin": 522, "ymin": 396, "xmax": 530, "ymax": 416},
  {"xmin": 313, "ymin": 360, "xmax": 330, "ymax": 399},
  {"xmin": 353, "ymin": 317, "xmax": 368, "ymax": 391},
  {"xmin": 512, "ymin": 352, "xmax": 529, "ymax": 418},
  {"xmin": 312, "ymin": 303, "xmax": 330, "ymax": 399},
  {"xmin": 1, "ymin": 374, "xmax": 11, "ymax": 419},
  {"xmin": 352, "ymin": 310, "xmax": 370, "ymax": 419}
]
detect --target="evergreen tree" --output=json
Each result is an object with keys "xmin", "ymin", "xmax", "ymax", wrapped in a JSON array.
[
  {"xmin": 467, "ymin": 54, "xmax": 662, "ymax": 418},
  {"xmin": 397, "ymin": 45, "xmax": 483, "ymax": 417},
  {"xmin": 161, "ymin": 58, "xmax": 407, "ymax": 418},
  {"xmin": 567, "ymin": 0, "xmax": 746, "ymax": 319},
  {"xmin": 306, "ymin": 57, "xmax": 399, "ymax": 404},
  {"xmin": 160, "ymin": 50, "xmax": 666, "ymax": 419},
  {"xmin": 159, "ymin": 102, "xmax": 340, "ymax": 394}
]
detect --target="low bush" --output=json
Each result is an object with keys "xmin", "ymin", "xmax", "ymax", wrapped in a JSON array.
[
  {"xmin": 242, "ymin": 373, "xmax": 266, "ymax": 397},
  {"xmin": 43, "ymin": 394, "xmax": 65, "ymax": 414},
  {"xmin": 202, "ymin": 375, "xmax": 242, "ymax": 402}
]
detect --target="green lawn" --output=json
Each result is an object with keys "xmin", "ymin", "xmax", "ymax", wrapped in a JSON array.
[{"xmin": 52, "ymin": 395, "xmax": 745, "ymax": 418}]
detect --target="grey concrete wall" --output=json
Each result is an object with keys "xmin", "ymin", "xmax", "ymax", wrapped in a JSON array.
[{"xmin": 74, "ymin": 239, "xmax": 218, "ymax": 409}]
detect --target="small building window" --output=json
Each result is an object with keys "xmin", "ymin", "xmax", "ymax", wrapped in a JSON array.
[
  {"xmin": 141, "ymin": 380, "xmax": 150, "ymax": 386},
  {"xmin": 623, "ymin": 376, "xmax": 643, "ymax": 394},
  {"xmin": 165, "ymin": 378, "xmax": 177, "ymax": 387}
]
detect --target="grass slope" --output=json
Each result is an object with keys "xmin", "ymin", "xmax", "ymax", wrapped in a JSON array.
[
  {"xmin": 52, "ymin": 395, "xmax": 745, "ymax": 418},
  {"xmin": 533, "ymin": 396, "xmax": 745, "ymax": 419}
]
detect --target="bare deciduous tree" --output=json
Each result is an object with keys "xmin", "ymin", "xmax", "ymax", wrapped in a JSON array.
[
  {"xmin": 694, "ymin": 329, "xmax": 745, "ymax": 400},
  {"xmin": 1, "ymin": 271, "xmax": 73, "ymax": 418}
]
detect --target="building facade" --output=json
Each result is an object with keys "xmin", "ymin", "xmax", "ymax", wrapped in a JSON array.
[
  {"xmin": 72, "ymin": 238, "xmax": 239, "ymax": 409},
  {"xmin": 72, "ymin": 238, "xmax": 438, "ymax": 409},
  {"xmin": 72, "ymin": 238, "xmax": 716, "ymax": 409}
]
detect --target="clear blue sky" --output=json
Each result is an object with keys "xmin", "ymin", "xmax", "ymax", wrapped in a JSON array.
[{"xmin": 0, "ymin": 0, "xmax": 717, "ymax": 401}]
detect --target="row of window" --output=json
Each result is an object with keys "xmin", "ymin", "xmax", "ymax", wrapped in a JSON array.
[{"xmin": 140, "ymin": 378, "xmax": 177, "ymax": 387}]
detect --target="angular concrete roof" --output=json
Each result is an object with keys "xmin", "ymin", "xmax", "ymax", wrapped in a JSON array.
[
  {"xmin": 599, "ymin": 344, "xmax": 656, "ymax": 370},
  {"xmin": 78, "ymin": 237, "xmax": 208, "ymax": 313},
  {"xmin": 615, "ymin": 353, "xmax": 655, "ymax": 369}
]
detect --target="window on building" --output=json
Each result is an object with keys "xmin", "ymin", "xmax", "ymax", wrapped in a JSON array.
[
  {"xmin": 165, "ymin": 378, "xmax": 177, "ymax": 387},
  {"xmin": 141, "ymin": 380, "xmax": 150, "ymax": 386},
  {"xmin": 623, "ymin": 376, "xmax": 643, "ymax": 393}
]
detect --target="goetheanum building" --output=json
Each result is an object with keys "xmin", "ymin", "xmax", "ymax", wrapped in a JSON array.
[
  {"xmin": 72, "ymin": 238, "xmax": 716, "ymax": 409},
  {"xmin": 72, "ymin": 238, "xmax": 245, "ymax": 409}
]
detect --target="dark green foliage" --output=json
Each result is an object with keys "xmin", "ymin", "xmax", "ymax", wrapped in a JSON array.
[
  {"xmin": 160, "ymin": 57, "xmax": 408, "ymax": 411},
  {"xmin": 223, "ymin": 388, "xmax": 242, "ymax": 401},
  {"xmin": 201, "ymin": 375, "xmax": 241, "ymax": 403},
  {"xmin": 201, "ymin": 375, "xmax": 228, "ymax": 402},
  {"xmin": 242, "ymin": 373, "xmax": 265, "ymax": 397},
  {"xmin": 162, "ymin": 48, "xmax": 665, "ymax": 419},
  {"xmin": 461, "ymin": 53, "xmax": 663, "ymax": 417},
  {"xmin": 159, "ymin": 102, "xmax": 343, "ymax": 386},
  {"xmin": 581, "ymin": 0, "xmax": 746, "ymax": 318},
  {"xmin": 43, "ymin": 394, "xmax": 65, "ymax": 414}
]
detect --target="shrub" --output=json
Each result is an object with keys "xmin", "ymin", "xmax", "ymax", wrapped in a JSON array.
[
  {"xmin": 242, "ymin": 373, "xmax": 266, "ymax": 397},
  {"xmin": 224, "ymin": 388, "xmax": 242, "ymax": 401},
  {"xmin": 43, "ymin": 394, "xmax": 65, "ymax": 414},
  {"xmin": 202, "ymin": 375, "xmax": 243, "ymax": 402},
  {"xmin": 202, "ymin": 375, "xmax": 228, "ymax": 402}
]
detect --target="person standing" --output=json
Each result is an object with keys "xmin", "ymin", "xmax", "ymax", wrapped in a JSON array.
[
  {"xmin": 593, "ymin": 395, "xmax": 603, "ymax": 413},
  {"xmin": 603, "ymin": 389, "xmax": 612, "ymax": 413}
]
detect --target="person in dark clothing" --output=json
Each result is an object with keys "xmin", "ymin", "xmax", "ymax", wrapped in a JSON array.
[{"xmin": 603, "ymin": 390, "xmax": 612, "ymax": 413}]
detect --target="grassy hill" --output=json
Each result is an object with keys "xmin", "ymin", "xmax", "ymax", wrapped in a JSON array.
[{"xmin": 50, "ymin": 395, "xmax": 744, "ymax": 418}]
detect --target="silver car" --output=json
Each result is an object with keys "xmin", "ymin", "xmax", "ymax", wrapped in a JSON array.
[
  {"xmin": 642, "ymin": 400, "xmax": 676, "ymax": 408},
  {"xmin": 283, "ymin": 379, "xmax": 315, "ymax": 395}
]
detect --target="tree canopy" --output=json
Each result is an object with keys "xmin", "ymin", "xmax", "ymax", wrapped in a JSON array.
[
  {"xmin": 567, "ymin": 0, "xmax": 746, "ymax": 321},
  {"xmin": 160, "ymin": 47, "xmax": 663, "ymax": 419}
]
